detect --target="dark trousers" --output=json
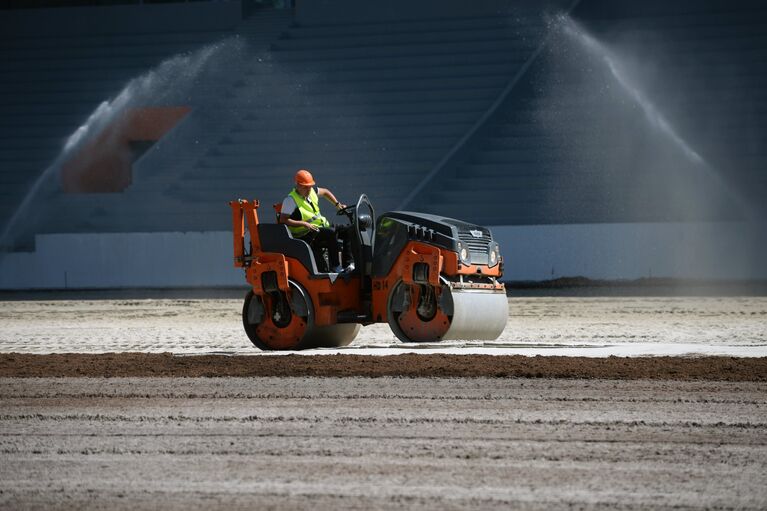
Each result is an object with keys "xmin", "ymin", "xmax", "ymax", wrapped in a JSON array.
[{"xmin": 298, "ymin": 226, "xmax": 353, "ymax": 271}]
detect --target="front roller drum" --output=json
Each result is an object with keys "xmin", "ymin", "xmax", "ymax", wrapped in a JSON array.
[
  {"xmin": 387, "ymin": 280, "xmax": 508, "ymax": 343},
  {"xmin": 242, "ymin": 280, "xmax": 360, "ymax": 350}
]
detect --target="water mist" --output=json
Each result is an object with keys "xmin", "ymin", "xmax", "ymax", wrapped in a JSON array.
[
  {"xmin": 552, "ymin": 14, "xmax": 754, "ymax": 220},
  {"xmin": 0, "ymin": 38, "xmax": 242, "ymax": 250},
  {"xmin": 531, "ymin": 13, "xmax": 765, "ymax": 280}
]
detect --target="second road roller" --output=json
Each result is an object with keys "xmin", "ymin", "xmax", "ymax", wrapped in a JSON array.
[{"xmin": 230, "ymin": 194, "xmax": 508, "ymax": 350}]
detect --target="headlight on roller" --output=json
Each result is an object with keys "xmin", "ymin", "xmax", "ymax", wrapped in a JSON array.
[
  {"xmin": 456, "ymin": 241, "xmax": 471, "ymax": 265},
  {"xmin": 487, "ymin": 242, "xmax": 500, "ymax": 268}
]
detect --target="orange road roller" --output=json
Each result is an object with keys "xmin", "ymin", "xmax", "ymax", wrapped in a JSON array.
[{"xmin": 229, "ymin": 195, "xmax": 508, "ymax": 350}]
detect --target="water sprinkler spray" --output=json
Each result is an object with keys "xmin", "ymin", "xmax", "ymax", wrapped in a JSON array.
[{"xmin": 0, "ymin": 38, "xmax": 241, "ymax": 251}]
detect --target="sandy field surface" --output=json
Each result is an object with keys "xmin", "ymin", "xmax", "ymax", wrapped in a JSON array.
[
  {"xmin": 2, "ymin": 294, "xmax": 766, "ymax": 509},
  {"xmin": 1, "ymin": 377, "xmax": 766, "ymax": 510},
  {"xmin": 1, "ymin": 296, "xmax": 766, "ymax": 355}
]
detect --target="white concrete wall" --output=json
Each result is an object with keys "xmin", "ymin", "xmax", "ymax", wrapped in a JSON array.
[
  {"xmin": 0, "ymin": 222, "xmax": 765, "ymax": 289},
  {"xmin": 0, "ymin": 232, "xmax": 243, "ymax": 290},
  {"xmin": 491, "ymin": 221, "xmax": 767, "ymax": 281}
]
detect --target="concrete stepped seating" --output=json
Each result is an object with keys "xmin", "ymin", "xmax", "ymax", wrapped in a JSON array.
[
  {"xmin": 235, "ymin": 63, "xmax": 524, "ymax": 88},
  {"xmin": 220, "ymin": 127, "xmax": 464, "ymax": 144},
  {"xmin": 0, "ymin": 110, "xmax": 87, "ymax": 126},
  {"xmin": 170, "ymin": 176, "xmax": 419, "ymax": 199},
  {"xmin": 42, "ymin": 202, "xmax": 211, "ymax": 234},
  {"xmin": 216, "ymin": 137, "xmax": 451, "ymax": 155},
  {"xmin": 590, "ymin": 7, "xmax": 767, "ymax": 205},
  {"xmin": 586, "ymin": 9, "xmax": 767, "ymax": 31},
  {"xmin": 47, "ymin": 188, "xmax": 267, "ymax": 231},
  {"xmin": 202, "ymin": 151, "xmax": 444, "ymax": 168},
  {"xmin": 180, "ymin": 170, "xmax": 427, "ymax": 188},
  {"xmin": 228, "ymin": 88, "xmax": 499, "ymax": 107},
  {"xmin": 271, "ymin": 17, "xmax": 544, "ymax": 54},
  {"xmin": 156, "ymin": 12, "xmax": 551, "ymax": 229},
  {"xmin": 679, "ymin": 36, "xmax": 767, "ymax": 51},
  {"xmin": 171, "ymin": 191, "xmax": 412, "ymax": 220},
  {"xmin": 239, "ymin": 110, "xmax": 479, "ymax": 129},
  {"xmin": 191, "ymin": 151, "xmax": 442, "ymax": 169},
  {"xmin": 0, "ymin": 101, "xmax": 112, "ymax": 117},
  {"xmin": 3, "ymin": 4, "xmax": 558, "ymax": 240},
  {"xmin": 0, "ymin": 146, "xmax": 58, "ymax": 161},
  {"xmin": 0, "ymin": 10, "xmax": 291, "ymax": 240},
  {"xmin": 231, "ymin": 79, "xmax": 510, "ymax": 101},
  {"xmin": 0, "ymin": 67, "xmax": 147, "ymax": 85},
  {"xmin": 0, "ymin": 171, "xmax": 38, "ymax": 187},
  {"xmin": 0, "ymin": 156, "xmax": 51, "ymax": 171},
  {"xmin": 416, "ymin": 198, "xmax": 578, "ymax": 225},
  {"xmin": 520, "ymin": 94, "xmax": 767, "ymax": 112},
  {"xmin": 231, "ymin": 117, "xmax": 477, "ymax": 133},
  {"xmin": 265, "ymin": 51, "xmax": 530, "ymax": 72},
  {"xmin": 0, "ymin": 80, "xmax": 124, "ymax": 96},
  {"xmin": 225, "ymin": 123, "xmax": 472, "ymax": 142},
  {"xmin": 1, "ymin": 42, "xmax": 222, "ymax": 64},
  {"xmin": 410, "ymin": 3, "xmax": 767, "ymax": 225},
  {"xmin": 0, "ymin": 79, "xmax": 127, "ymax": 95},
  {"xmin": 250, "ymin": 63, "xmax": 522, "ymax": 85},
  {"xmin": 287, "ymin": 15, "xmax": 544, "ymax": 38},
  {"xmin": 0, "ymin": 29, "xmax": 228, "ymax": 51},
  {"xmin": 0, "ymin": 136, "xmax": 61, "ymax": 149},
  {"xmin": 425, "ymin": 184, "xmax": 732, "ymax": 225},
  {"xmin": 456, "ymin": 162, "xmax": 574, "ymax": 177},
  {"xmin": 273, "ymin": 26, "xmax": 542, "ymax": 52},
  {"xmin": 182, "ymin": 161, "xmax": 428, "ymax": 179},
  {"xmin": 2, "ymin": 53, "xmax": 201, "ymax": 74},
  {"xmin": 273, "ymin": 40, "xmax": 538, "ymax": 63}
]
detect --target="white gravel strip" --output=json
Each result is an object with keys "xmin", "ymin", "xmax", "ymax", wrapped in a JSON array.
[{"xmin": 1, "ymin": 296, "xmax": 765, "ymax": 356}]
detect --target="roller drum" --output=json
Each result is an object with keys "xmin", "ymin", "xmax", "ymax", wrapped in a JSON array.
[
  {"xmin": 242, "ymin": 282, "xmax": 361, "ymax": 350},
  {"xmin": 442, "ymin": 289, "xmax": 508, "ymax": 341},
  {"xmin": 387, "ymin": 280, "xmax": 508, "ymax": 342},
  {"xmin": 302, "ymin": 323, "xmax": 361, "ymax": 348}
]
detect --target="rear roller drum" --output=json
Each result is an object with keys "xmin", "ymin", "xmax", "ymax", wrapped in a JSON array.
[
  {"xmin": 242, "ymin": 280, "xmax": 360, "ymax": 350},
  {"xmin": 387, "ymin": 280, "xmax": 451, "ymax": 342}
]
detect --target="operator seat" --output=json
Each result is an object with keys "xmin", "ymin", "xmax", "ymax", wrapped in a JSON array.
[{"xmin": 257, "ymin": 223, "xmax": 327, "ymax": 276}]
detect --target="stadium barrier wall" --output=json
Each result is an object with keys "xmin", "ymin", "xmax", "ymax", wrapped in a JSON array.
[
  {"xmin": 491, "ymin": 222, "xmax": 766, "ymax": 281},
  {"xmin": 0, "ymin": 222, "xmax": 764, "ymax": 289},
  {"xmin": 0, "ymin": 232, "xmax": 242, "ymax": 290}
]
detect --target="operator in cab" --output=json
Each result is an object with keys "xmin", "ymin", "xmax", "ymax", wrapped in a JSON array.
[{"xmin": 279, "ymin": 169, "xmax": 354, "ymax": 273}]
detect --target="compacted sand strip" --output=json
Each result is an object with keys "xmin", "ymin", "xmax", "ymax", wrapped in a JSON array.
[
  {"xmin": 1, "ymin": 377, "xmax": 766, "ymax": 510},
  {"xmin": 1, "ymin": 353, "xmax": 766, "ymax": 380}
]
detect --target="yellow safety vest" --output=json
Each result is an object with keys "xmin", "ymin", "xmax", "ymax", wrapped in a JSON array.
[{"xmin": 287, "ymin": 188, "xmax": 329, "ymax": 236}]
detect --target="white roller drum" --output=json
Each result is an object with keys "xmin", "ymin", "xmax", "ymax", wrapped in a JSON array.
[{"xmin": 442, "ymin": 290, "xmax": 508, "ymax": 341}]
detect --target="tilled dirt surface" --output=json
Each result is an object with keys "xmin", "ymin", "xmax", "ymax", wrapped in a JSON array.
[
  {"xmin": 2, "ymin": 295, "xmax": 766, "ymax": 509},
  {"xmin": 1, "ymin": 377, "xmax": 766, "ymax": 510},
  {"xmin": 1, "ymin": 352, "xmax": 767, "ymax": 380}
]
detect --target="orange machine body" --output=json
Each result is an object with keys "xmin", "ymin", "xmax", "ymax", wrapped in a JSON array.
[
  {"xmin": 369, "ymin": 241, "xmax": 504, "ymax": 324},
  {"xmin": 231, "ymin": 199, "xmax": 365, "ymax": 328}
]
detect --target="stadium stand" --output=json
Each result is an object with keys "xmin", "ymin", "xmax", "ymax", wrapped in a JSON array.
[
  {"xmin": 44, "ymin": 7, "xmax": 295, "ymax": 235},
  {"xmin": 161, "ymin": 6, "xmax": 565, "ymax": 231},
  {"xmin": 0, "ymin": 0, "xmax": 765, "ymax": 250},
  {"xmin": 408, "ymin": 0, "xmax": 767, "ymax": 225}
]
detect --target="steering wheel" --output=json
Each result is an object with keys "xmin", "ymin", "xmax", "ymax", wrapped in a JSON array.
[{"xmin": 336, "ymin": 204, "xmax": 355, "ymax": 218}]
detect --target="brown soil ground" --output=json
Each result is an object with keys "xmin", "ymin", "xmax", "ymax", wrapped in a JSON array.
[
  {"xmin": 1, "ymin": 353, "xmax": 765, "ymax": 380},
  {"xmin": 2, "ymin": 377, "xmax": 766, "ymax": 509}
]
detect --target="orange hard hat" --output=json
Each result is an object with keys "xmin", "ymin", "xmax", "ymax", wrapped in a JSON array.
[{"xmin": 295, "ymin": 169, "xmax": 315, "ymax": 186}]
